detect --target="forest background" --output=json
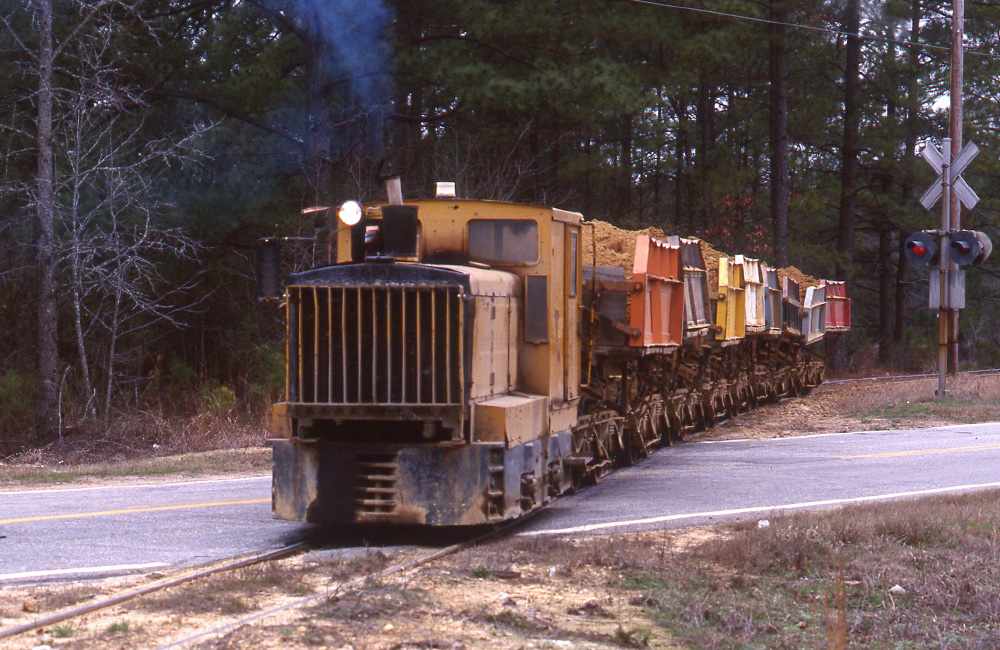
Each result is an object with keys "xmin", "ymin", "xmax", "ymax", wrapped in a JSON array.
[{"xmin": 2, "ymin": 0, "xmax": 999, "ymax": 453}]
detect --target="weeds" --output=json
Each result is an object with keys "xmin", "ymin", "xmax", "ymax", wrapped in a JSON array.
[
  {"xmin": 613, "ymin": 624, "xmax": 652, "ymax": 648},
  {"xmin": 105, "ymin": 620, "xmax": 133, "ymax": 635},
  {"xmin": 52, "ymin": 625, "xmax": 74, "ymax": 638},
  {"xmin": 472, "ymin": 565, "xmax": 496, "ymax": 579},
  {"xmin": 140, "ymin": 562, "xmax": 312, "ymax": 615},
  {"xmin": 484, "ymin": 610, "xmax": 545, "ymax": 632},
  {"xmin": 321, "ymin": 583, "xmax": 427, "ymax": 622}
]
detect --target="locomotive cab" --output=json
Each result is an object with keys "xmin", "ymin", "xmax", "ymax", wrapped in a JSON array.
[{"xmin": 269, "ymin": 190, "xmax": 583, "ymax": 525}]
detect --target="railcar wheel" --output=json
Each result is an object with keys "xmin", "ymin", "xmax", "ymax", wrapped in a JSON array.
[
  {"xmin": 791, "ymin": 373, "xmax": 805, "ymax": 397},
  {"xmin": 635, "ymin": 408, "xmax": 657, "ymax": 456},
  {"xmin": 660, "ymin": 408, "xmax": 673, "ymax": 446},
  {"xmin": 702, "ymin": 400, "xmax": 717, "ymax": 429},
  {"xmin": 622, "ymin": 436, "xmax": 639, "ymax": 466}
]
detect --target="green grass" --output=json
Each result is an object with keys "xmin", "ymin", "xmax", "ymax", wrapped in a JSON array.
[
  {"xmin": 106, "ymin": 620, "xmax": 132, "ymax": 635},
  {"xmin": 473, "ymin": 565, "xmax": 496, "ymax": 579}
]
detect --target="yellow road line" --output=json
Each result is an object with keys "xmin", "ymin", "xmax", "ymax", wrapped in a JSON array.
[
  {"xmin": 839, "ymin": 443, "xmax": 1000, "ymax": 460},
  {"xmin": 0, "ymin": 499, "xmax": 271, "ymax": 525}
]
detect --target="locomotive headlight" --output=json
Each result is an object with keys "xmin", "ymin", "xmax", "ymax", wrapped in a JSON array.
[{"xmin": 338, "ymin": 200, "xmax": 363, "ymax": 226}]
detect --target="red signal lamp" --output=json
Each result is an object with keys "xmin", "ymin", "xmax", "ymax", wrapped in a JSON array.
[{"xmin": 903, "ymin": 231, "xmax": 939, "ymax": 267}]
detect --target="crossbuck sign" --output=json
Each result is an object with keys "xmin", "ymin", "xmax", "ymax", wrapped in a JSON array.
[{"xmin": 919, "ymin": 140, "xmax": 980, "ymax": 211}]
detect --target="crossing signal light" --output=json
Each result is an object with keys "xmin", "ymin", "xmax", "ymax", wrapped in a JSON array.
[
  {"xmin": 949, "ymin": 230, "xmax": 993, "ymax": 266},
  {"xmin": 904, "ymin": 231, "xmax": 939, "ymax": 267}
]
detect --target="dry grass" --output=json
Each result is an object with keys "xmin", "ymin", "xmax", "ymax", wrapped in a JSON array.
[
  {"xmin": 0, "ymin": 409, "xmax": 271, "ymax": 486},
  {"xmin": 0, "ymin": 447, "xmax": 271, "ymax": 487},
  {"xmin": 841, "ymin": 374, "xmax": 1000, "ymax": 427},
  {"xmin": 31, "ymin": 408, "xmax": 269, "ymax": 463},
  {"xmin": 705, "ymin": 372, "xmax": 1000, "ymax": 441},
  {"xmin": 581, "ymin": 491, "xmax": 1000, "ymax": 649}
]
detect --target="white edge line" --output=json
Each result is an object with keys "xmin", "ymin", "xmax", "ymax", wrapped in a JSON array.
[
  {"xmin": 0, "ymin": 475, "xmax": 270, "ymax": 496},
  {"xmin": 0, "ymin": 562, "xmax": 168, "ymax": 581},
  {"xmin": 697, "ymin": 421, "xmax": 1000, "ymax": 445},
  {"xmin": 519, "ymin": 481, "xmax": 1000, "ymax": 537}
]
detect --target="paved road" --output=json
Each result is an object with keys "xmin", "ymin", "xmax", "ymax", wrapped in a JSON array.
[
  {"xmin": 521, "ymin": 422, "xmax": 1000, "ymax": 536},
  {"xmin": 0, "ymin": 477, "xmax": 312, "ymax": 583},
  {"xmin": 4, "ymin": 422, "xmax": 1000, "ymax": 583}
]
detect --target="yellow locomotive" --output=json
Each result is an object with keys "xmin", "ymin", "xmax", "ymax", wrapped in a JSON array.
[{"xmin": 261, "ymin": 180, "xmax": 849, "ymax": 526}]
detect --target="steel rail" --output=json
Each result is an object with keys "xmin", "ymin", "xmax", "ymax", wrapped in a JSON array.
[{"xmin": 0, "ymin": 542, "xmax": 309, "ymax": 641}]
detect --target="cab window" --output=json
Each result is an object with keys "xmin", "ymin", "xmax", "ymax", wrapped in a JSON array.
[{"xmin": 468, "ymin": 220, "xmax": 538, "ymax": 265}]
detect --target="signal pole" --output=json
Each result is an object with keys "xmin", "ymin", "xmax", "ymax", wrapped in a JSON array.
[
  {"xmin": 911, "ymin": 0, "xmax": 988, "ymax": 399},
  {"xmin": 946, "ymin": 0, "xmax": 964, "ymax": 377}
]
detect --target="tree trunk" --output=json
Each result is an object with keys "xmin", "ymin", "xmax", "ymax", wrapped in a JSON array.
[
  {"xmin": 696, "ymin": 79, "xmax": 713, "ymax": 228},
  {"xmin": 71, "ymin": 241, "xmax": 95, "ymax": 419},
  {"xmin": 836, "ymin": 0, "xmax": 861, "ymax": 281},
  {"xmin": 669, "ymin": 97, "xmax": 687, "ymax": 227},
  {"xmin": 894, "ymin": 230, "xmax": 909, "ymax": 366},
  {"xmin": 34, "ymin": 0, "xmax": 60, "ymax": 441},
  {"xmin": 878, "ymin": 227, "xmax": 893, "ymax": 365},
  {"xmin": 894, "ymin": 0, "xmax": 922, "ymax": 366},
  {"xmin": 832, "ymin": 0, "xmax": 862, "ymax": 372},
  {"xmin": 620, "ymin": 115, "xmax": 633, "ymax": 218},
  {"xmin": 104, "ymin": 281, "xmax": 122, "ymax": 423},
  {"xmin": 303, "ymin": 7, "xmax": 333, "ymax": 211},
  {"xmin": 879, "ymin": 24, "xmax": 898, "ymax": 367},
  {"xmin": 768, "ymin": 0, "xmax": 789, "ymax": 266}
]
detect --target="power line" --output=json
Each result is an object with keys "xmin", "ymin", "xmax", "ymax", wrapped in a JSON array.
[{"xmin": 621, "ymin": 0, "xmax": 1000, "ymax": 60}]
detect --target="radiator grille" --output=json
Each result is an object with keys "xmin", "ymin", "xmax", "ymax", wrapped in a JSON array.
[{"xmin": 287, "ymin": 284, "xmax": 465, "ymax": 405}]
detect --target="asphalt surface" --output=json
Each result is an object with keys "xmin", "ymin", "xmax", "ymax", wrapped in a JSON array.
[
  {"xmin": 3, "ymin": 422, "xmax": 1000, "ymax": 584},
  {"xmin": 0, "ymin": 477, "xmax": 311, "ymax": 583},
  {"xmin": 520, "ymin": 421, "xmax": 1000, "ymax": 536}
]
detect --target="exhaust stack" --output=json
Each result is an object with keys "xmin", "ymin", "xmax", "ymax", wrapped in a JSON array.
[
  {"xmin": 385, "ymin": 176, "xmax": 403, "ymax": 205},
  {"xmin": 379, "ymin": 176, "xmax": 418, "ymax": 259}
]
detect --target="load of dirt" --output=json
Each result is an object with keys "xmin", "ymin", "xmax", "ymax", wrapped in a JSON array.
[
  {"xmin": 777, "ymin": 265, "xmax": 823, "ymax": 301},
  {"xmin": 699, "ymin": 239, "xmax": 725, "ymax": 295},
  {"xmin": 581, "ymin": 220, "xmax": 665, "ymax": 279},
  {"xmin": 582, "ymin": 219, "xmax": 822, "ymax": 299}
]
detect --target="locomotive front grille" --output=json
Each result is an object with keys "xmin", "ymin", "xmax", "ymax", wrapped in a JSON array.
[{"xmin": 287, "ymin": 284, "xmax": 465, "ymax": 406}]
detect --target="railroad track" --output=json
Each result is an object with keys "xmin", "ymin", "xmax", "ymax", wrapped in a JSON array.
[{"xmin": 0, "ymin": 517, "xmax": 537, "ymax": 648}]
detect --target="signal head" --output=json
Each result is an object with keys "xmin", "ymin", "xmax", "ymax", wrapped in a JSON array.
[
  {"xmin": 904, "ymin": 231, "xmax": 939, "ymax": 267},
  {"xmin": 950, "ymin": 230, "xmax": 993, "ymax": 266}
]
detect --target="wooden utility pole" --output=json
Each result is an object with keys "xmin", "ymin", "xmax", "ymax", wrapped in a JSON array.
[
  {"xmin": 34, "ymin": 0, "xmax": 60, "ymax": 440},
  {"xmin": 947, "ymin": 0, "xmax": 964, "ymax": 376}
]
